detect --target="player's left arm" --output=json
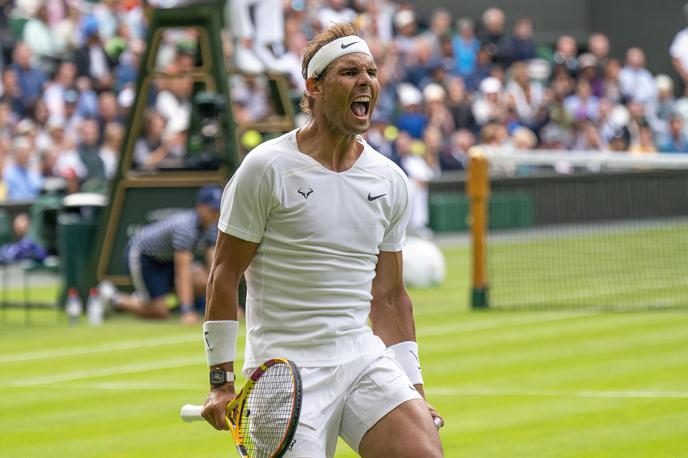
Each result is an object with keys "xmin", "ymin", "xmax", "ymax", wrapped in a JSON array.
[{"xmin": 370, "ymin": 250, "xmax": 444, "ymax": 427}]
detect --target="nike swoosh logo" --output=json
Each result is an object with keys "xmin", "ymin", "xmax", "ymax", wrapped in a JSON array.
[
  {"xmin": 367, "ymin": 193, "xmax": 386, "ymax": 201},
  {"xmin": 341, "ymin": 41, "xmax": 357, "ymax": 49},
  {"xmin": 204, "ymin": 331, "xmax": 213, "ymax": 351}
]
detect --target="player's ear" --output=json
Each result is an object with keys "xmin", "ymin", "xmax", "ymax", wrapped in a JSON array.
[{"xmin": 306, "ymin": 77, "xmax": 322, "ymax": 100}]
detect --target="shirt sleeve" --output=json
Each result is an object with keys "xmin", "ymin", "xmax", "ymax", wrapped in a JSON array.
[
  {"xmin": 379, "ymin": 169, "xmax": 411, "ymax": 252},
  {"xmin": 218, "ymin": 150, "xmax": 277, "ymax": 243}
]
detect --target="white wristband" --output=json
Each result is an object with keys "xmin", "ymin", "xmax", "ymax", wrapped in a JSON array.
[
  {"xmin": 389, "ymin": 341, "xmax": 424, "ymax": 386},
  {"xmin": 203, "ymin": 320, "xmax": 239, "ymax": 366}
]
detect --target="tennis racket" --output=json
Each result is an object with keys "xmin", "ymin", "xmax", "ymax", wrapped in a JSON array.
[{"xmin": 181, "ymin": 358, "xmax": 302, "ymax": 458}]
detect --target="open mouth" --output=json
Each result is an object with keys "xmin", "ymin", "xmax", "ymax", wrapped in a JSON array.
[{"xmin": 350, "ymin": 96, "xmax": 371, "ymax": 120}]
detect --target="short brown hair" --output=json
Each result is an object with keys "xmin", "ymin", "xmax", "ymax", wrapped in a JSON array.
[{"xmin": 300, "ymin": 23, "xmax": 358, "ymax": 114}]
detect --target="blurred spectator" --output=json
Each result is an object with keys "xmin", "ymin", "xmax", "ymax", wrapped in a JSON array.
[
  {"xmin": 552, "ymin": 35, "xmax": 578, "ymax": 77},
  {"xmin": 539, "ymin": 122, "xmax": 572, "ymax": 150},
  {"xmin": 472, "ymin": 76, "xmax": 508, "ymax": 126},
  {"xmin": 97, "ymin": 91, "xmax": 121, "ymax": 133},
  {"xmin": 577, "ymin": 53, "xmax": 603, "ymax": 97},
  {"xmin": 511, "ymin": 126, "xmax": 537, "ymax": 149},
  {"xmin": 0, "ymin": 68, "xmax": 24, "ymax": 117},
  {"xmin": 445, "ymin": 76, "xmax": 477, "ymax": 133},
  {"xmin": 3, "ymin": 136, "xmax": 43, "ymax": 200},
  {"xmin": 564, "ymin": 78, "xmax": 600, "ymax": 122},
  {"xmin": 318, "ymin": 0, "xmax": 356, "ymax": 30},
  {"xmin": 420, "ymin": 8, "xmax": 452, "ymax": 58},
  {"xmin": 478, "ymin": 7, "xmax": 512, "ymax": 68},
  {"xmin": 440, "ymin": 129, "xmax": 475, "ymax": 171},
  {"xmin": 356, "ymin": 0, "xmax": 395, "ymax": 43},
  {"xmin": 393, "ymin": 8, "xmax": 419, "ymax": 63},
  {"xmin": 601, "ymin": 58, "xmax": 623, "ymax": 103},
  {"xmin": 572, "ymin": 118, "xmax": 605, "ymax": 150},
  {"xmin": 658, "ymin": 113, "xmax": 688, "ymax": 152},
  {"xmin": 647, "ymin": 74, "xmax": 676, "ymax": 135},
  {"xmin": 43, "ymin": 61, "xmax": 77, "ymax": 121},
  {"xmin": 100, "ymin": 122, "xmax": 124, "ymax": 179},
  {"xmin": 619, "ymin": 47, "xmax": 656, "ymax": 105},
  {"xmin": 510, "ymin": 17, "xmax": 536, "ymax": 62},
  {"xmin": 9, "ymin": 42, "xmax": 46, "ymax": 116},
  {"xmin": 74, "ymin": 17, "xmax": 115, "ymax": 91},
  {"xmin": 480, "ymin": 121, "xmax": 509, "ymax": 146},
  {"xmin": 608, "ymin": 126, "xmax": 631, "ymax": 152},
  {"xmin": 404, "ymin": 37, "xmax": 441, "ymax": 88},
  {"xmin": 395, "ymin": 83, "xmax": 427, "ymax": 138},
  {"xmin": 629, "ymin": 122, "xmax": 657, "ymax": 154},
  {"xmin": 464, "ymin": 45, "xmax": 493, "ymax": 91},
  {"xmin": 155, "ymin": 72, "xmax": 191, "ymax": 124},
  {"xmin": 396, "ymin": 130, "xmax": 437, "ymax": 236},
  {"xmin": 54, "ymin": 117, "xmax": 105, "ymax": 190},
  {"xmin": 423, "ymin": 83, "xmax": 454, "ymax": 136},
  {"xmin": 452, "ymin": 18, "xmax": 480, "ymax": 79},
  {"xmin": 505, "ymin": 61, "xmax": 546, "ymax": 130},
  {"xmin": 134, "ymin": 110, "xmax": 167, "ymax": 170},
  {"xmin": 22, "ymin": 2, "xmax": 65, "ymax": 74},
  {"xmin": 587, "ymin": 33, "xmax": 611, "ymax": 71},
  {"xmin": 670, "ymin": 3, "xmax": 688, "ymax": 95},
  {"xmin": 230, "ymin": 0, "xmax": 288, "ymax": 74}
]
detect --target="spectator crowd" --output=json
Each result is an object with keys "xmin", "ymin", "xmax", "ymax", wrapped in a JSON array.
[{"xmin": 2, "ymin": 0, "xmax": 688, "ymax": 208}]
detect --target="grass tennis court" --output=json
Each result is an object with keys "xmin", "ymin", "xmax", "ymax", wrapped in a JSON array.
[
  {"xmin": 488, "ymin": 219, "xmax": 688, "ymax": 309},
  {"xmin": 2, "ymin": 244, "xmax": 688, "ymax": 457}
]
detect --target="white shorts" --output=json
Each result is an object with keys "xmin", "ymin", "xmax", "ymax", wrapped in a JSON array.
[{"xmin": 282, "ymin": 350, "xmax": 423, "ymax": 457}]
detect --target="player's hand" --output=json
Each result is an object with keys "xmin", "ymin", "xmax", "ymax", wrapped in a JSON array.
[
  {"xmin": 202, "ymin": 385, "xmax": 236, "ymax": 431},
  {"xmin": 426, "ymin": 401, "xmax": 445, "ymax": 430},
  {"xmin": 180, "ymin": 311, "xmax": 201, "ymax": 325}
]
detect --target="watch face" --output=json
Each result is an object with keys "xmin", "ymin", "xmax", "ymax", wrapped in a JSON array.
[{"xmin": 210, "ymin": 369, "xmax": 225, "ymax": 385}]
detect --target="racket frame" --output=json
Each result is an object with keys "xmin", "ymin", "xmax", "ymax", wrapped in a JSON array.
[{"xmin": 225, "ymin": 358, "xmax": 303, "ymax": 458}]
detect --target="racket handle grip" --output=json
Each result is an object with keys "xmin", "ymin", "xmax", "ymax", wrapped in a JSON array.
[{"xmin": 180, "ymin": 404, "xmax": 204, "ymax": 422}]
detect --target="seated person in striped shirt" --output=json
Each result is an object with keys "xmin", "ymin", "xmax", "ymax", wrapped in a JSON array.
[{"xmin": 109, "ymin": 186, "xmax": 222, "ymax": 324}]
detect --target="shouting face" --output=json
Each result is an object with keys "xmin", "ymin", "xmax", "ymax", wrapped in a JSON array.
[{"xmin": 312, "ymin": 52, "xmax": 379, "ymax": 136}]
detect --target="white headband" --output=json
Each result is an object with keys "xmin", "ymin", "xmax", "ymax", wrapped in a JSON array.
[{"xmin": 306, "ymin": 36, "xmax": 373, "ymax": 79}]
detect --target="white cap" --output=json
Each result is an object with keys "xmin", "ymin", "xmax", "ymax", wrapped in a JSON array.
[
  {"xmin": 423, "ymin": 83, "xmax": 445, "ymax": 102},
  {"xmin": 479, "ymin": 77, "xmax": 502, "ymax": 94},
  {"xmin": 398, "ymin": 83, "xmax": 423, "ymax": 106},
  {"xmin": 610, "ymin": 104, "xmax": 630, "ymax": 128},
  {"xmin": 395, "ymin": 10, "xmax": 416, "ymax": 28},
  {"xmin": 656, "ymin": 74, "xmax": 674, "ymax": 92}
]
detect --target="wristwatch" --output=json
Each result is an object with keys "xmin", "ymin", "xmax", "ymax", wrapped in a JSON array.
[{"xmin": 209, "ymin": 368, "xmax": 235, "ymax": 388}]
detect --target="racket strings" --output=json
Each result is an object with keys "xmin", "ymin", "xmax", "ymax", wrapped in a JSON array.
[{"xmin": 239, "ymin": 364, "xmax": 296, "ymax": 457}]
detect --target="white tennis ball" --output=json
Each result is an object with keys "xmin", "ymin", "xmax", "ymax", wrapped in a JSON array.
[{"xmin": 402, "ymin": 237, "xmax": 446, "ymax": 288}]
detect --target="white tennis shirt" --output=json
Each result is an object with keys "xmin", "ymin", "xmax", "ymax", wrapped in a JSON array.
[{"xmin": 218, "ymin": 129, "xmax": 411, "ymax": 370}]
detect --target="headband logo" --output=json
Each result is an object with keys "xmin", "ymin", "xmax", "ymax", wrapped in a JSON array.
[{"xmin": 340, "ymin": 41, "xmax": 357, "ymax": 49}]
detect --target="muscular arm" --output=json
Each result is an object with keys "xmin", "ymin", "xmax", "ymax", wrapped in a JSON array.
[
  {"xmin": 370, "ymin": 250, "xmax": 416, "ymax": 345},
  {"xmin": 206, "ymin": 231, "xmax": 258, "ymax": 321},
  {"xmin": 202, "ymin": 231, "xmax": 258, "ymax": 430}
]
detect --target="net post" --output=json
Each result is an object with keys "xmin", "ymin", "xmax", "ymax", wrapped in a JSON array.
[{"xmin": 467, "ymin": 147, "xmax": 490, "ymax": 309}]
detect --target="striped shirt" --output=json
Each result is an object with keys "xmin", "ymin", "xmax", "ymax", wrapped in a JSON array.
[{"xmin": 130, "ymin": 210, "xmax": 217, "ymax": 262}]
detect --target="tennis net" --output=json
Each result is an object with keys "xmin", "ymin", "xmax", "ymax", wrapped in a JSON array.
[{"xmin": 469, "ymin": 148, "xmax": 688, "ymax": 310}]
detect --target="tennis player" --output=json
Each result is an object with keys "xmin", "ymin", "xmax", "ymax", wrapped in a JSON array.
[{"xmin": 201, "ymin": 23, "xmax": 444, "ymax": 457}]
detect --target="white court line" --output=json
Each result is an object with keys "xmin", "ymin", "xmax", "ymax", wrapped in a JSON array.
[
  {"xmin": 1, "ymin": 313, "xmax": 594, "ymax": 364},
  {"xmin": 4, "ymin": 380, "xmax": 688, "ymax": 401},
  {"xmin": 427, "ymin": 387, "xmax": 688, "ymax": 400},
  {"xmin": 421, "ymin": 312, "xmax": 598, "ymax": 337},
  {"xmin": 0, "ymin": 333, "xmax": 200, "ymax": 363},
  {"xmin": 5, "ymin": 356, "xmax": 204, "ymax": 386}
]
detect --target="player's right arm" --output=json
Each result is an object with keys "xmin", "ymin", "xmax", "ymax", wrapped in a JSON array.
[{"xmin": 202, "ymin": 231, "xmax": 258, "ymax": 430}]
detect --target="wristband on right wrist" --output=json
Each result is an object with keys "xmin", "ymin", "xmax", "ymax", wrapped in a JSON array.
[
  {"xmin": 203, "ymin": 320, "xmax": 239, "ymax": 366},
  {"xmin": 389, "ymin": 341, "xmax": 424, "ymax": 386}
]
